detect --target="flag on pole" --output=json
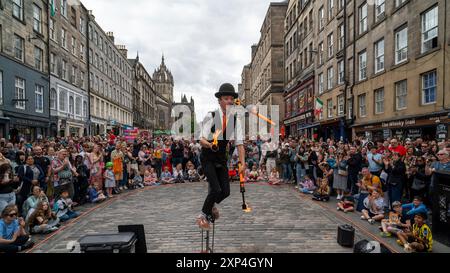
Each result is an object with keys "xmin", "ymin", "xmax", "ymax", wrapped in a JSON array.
[
  {"xmin": 50, "ymin": 0, "xmax": 56, "ymax": 17},
  {"xmin": 314, "ymin": 97, "xmax": 324, "ymax": 117}
]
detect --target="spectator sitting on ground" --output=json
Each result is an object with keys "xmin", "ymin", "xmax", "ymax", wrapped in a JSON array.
[
  {"xmin": 187, "ymin": 162, "xmax": 200, "ymax": 182},
  {"xmin": 144, "ymin": 168, "xmax": 160, "ymax": 186},
  {"xmin": 53, "ymin": 190, "xmax": 80, "ymax": 222},
  {"xmin": 402, "ymin": 196, "xmax": 428, "ymax": 223},
  {"xmin": 86, "ymin": 185, "xmax": 106, "ymax": 203},
  {"xmin": 160, "ymin": 166, "xmax": 175, "ymax": 184},
  {"xmin": 312, "ymin": 176, "xmax": 330, "ymax": 202},
  {"xmin": 337, "ymin": 190, "xmax": 355, "ymax": 213},
  {"xmin": 26, "ymin": 201, "xmax": 59, "ymax": 234},
  {"xmin": 380, "ymin": 201, "xmax": 411, "ymax": 238},
  {"xmin": 173, "ymin": 163, "xmax": 186, "ymax": 184},
  {"xmin": 298, "ymin": 175, "xmax": 316, "ymax": 194},
  {"xmin": 0, "ymin": 205, "xmax": 34, "ymax": 253},
  {"xmin": 268, "ymin": 167, "xmax": 281, "ymax": 185},
  {"xmin": 257, "ymin": 164, "xmax": 268, "ymax": 181},
  {"xmin": 397, "ymin": 213, "xmax": 433, "ymax": 253},
  {"xmin": 361, "ymin": 190, "xmax": 385, "ymax": 224},
  {"xmin": 130, "ymin": 168, "xmax": 144, "ymax": 189},
  {"xmin": 247, "ymin": 165, "xmax": 259, "ymax": 182},
  {"xmin": 22, "ymin": 185, "xmax": 49, "ymax": 220}
]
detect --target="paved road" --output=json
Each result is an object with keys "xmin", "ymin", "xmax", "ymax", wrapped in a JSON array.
[{"xmin": 30, "ymin": 182, "xmax": 374, "ymax": 253}]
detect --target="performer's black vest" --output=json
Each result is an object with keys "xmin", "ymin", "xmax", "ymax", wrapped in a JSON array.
[{"xmin": 201, "ymin": 110, "xmax": 237, "ymax": 163}]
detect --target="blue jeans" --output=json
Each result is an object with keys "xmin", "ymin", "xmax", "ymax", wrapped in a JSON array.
[
  {"xmin": 0, "ymin": 192, "xmax": 16, "ymax": 215},
  {"xmin": 296, "ymin": 164, "xmax": 306, "ymax": 184},
  {"xmin": 282, "ymin": 163, "xmax": 292, "ymax": 181},
  {"xmin": 59, "ymin": 210, "xmax": 80, "ymax": 222},
  {"xmin": 120, "ymin": 168, "xmax": 128, "ymax": 187}
]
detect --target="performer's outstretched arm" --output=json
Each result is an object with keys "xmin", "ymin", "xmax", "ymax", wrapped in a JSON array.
[{"xmin": 237, "ymin": 144, "xmax": 246, "ymax": 175}]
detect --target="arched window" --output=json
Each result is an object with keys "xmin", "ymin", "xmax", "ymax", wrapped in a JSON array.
[
  {"xmin": 83, "ymin": 101, "xmax": 88, "ymax": 118},
  {"xmin": 69, "ymin": 96, "xmax": 74, "ymax": 115},
  {"xmin": 50, "ymin": 88, "xmax": 57, "ymax": 110},
  {"xmin": 75, "ymin": 97, "xmax": 81, "ymax": 115},
  {"xmin": 59, "ymin": 90, "xmax": 66, "ymax": 112}
]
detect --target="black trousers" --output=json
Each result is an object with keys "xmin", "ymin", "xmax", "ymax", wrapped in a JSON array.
[
  {"xmin": 201, "ymin": 160, "xmax": 230, "ymax": 220},
  {"xmin": 0, "ymin": 235, "xmax": 29, "ymax": 253}
]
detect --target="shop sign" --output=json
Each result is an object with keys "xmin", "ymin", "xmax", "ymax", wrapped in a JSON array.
[
  {"xmin": 383, "ymin": 129, "xmax": 391, "ymax": 139},
  {"xmin": 284, "ymin": 111, "xmax": 312, "ymax": 125},
  {"xmin": 393, "ymin": 129, "xmax": 405, "ymax": 139},
  {"xmin": 365, "ymin": 131, "xmax": 372, "ymax": 141},
  {"xmin": 382, "ymin": 119, "xmax": 416, "ymax": 128},
  {"xmin": 406, "ymin": 129, "xmax": 422, "ymax": 139},
  {"xmin": 437, "ymin": 124, "xmax": 448, "ymax": 140}
]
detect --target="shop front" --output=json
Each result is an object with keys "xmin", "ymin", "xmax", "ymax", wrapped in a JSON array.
[
  {"xmin": 5, "ymin": 116, "xmax": 49, "ymax": 142},
  {"xmin": 353, "ymin": 113, "xmax": 450, "ymax": 142}
]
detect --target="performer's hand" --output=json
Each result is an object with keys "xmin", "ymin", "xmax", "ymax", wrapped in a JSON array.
[{"xmin": 239, "ymin": 162, "xmax": 246, "ymax": 176}]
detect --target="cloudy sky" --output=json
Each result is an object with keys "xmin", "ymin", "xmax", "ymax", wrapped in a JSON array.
[{"xmin": 82, "ymin": 0, "xmax": 275, "ymax": 121}]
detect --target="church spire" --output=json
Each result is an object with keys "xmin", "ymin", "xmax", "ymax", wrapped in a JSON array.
[{"xmin": 161, "ymin": 53, "xmax": 165, "ymax": 66}]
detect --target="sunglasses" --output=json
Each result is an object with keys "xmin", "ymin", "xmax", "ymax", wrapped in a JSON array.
[
  {"xmin": 8, "ymin": 213, "xmax": 17, "ymax": 217},
  {"xmin": 437, "ymin": 154, "xmax": 446, "ymax": 156}
]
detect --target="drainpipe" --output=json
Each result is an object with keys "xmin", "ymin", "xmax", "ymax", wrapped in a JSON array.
[
  {"xmin": 47, "ymin": 0, "xmax": 51, "ymax": 137},
  {"xmin": 341, "ymin": 2, "xmax": 349, "ymax": 142},
  {"xmin": 350, "ymin": 0, "xmax": 357, "ymax": 142},
  {"xmin": 443, "ymin": 0, "xmax": 449, "ymax": 112}
]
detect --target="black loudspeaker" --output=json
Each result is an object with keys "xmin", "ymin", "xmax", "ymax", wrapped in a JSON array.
[
  {"xmin": 337, "ymin": 224, "xmax": 355, "ymax": 247},
  {"xmin": 118, "ymin": 225, "xmax": 147, "ymax": 253},
  {"xmin": 432, "ymin": 171, "xmax": 450, "ymax": 247}
]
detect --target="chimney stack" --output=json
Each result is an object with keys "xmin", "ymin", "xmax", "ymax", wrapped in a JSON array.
[
  {"xmin": 117, "ymin": 45, "xmax": 128, "ymax": 58},
  {"xmin": 106, "ymin": 32, "xmax": 115, "ymax": 43}
]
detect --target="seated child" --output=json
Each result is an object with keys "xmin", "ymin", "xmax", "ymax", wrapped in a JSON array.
[
  {"xmin": 268, "ymin": 168, "xmax": 281, "ymax": 185},
  {"xmin": 144, "ymin": 168, "xmax": 160, "ymax": 186},
  {"xmin": 299, "ymin": 175, "xmax": 316, "ymax": 194},
  {"xmin": 173, "ymin": 164, "xmax": 186, "ymax": 184},
  {"xmin": 361, "ymin": 190, "xmax": 385, "ymax": 224},
  {"xmin": 397, "ymin": 213, "xmax": 433, "ymax": 253},
  {"xmin": 27, "ymin": 201, "xmax": 60, "ymax": 234},
  {"xmin": 337, "ymin": 190, "xmax": 355, "ymax": 213},
  {"xmin": 257, "ymin": 165, "xmax": 268, "ymax": 181},
  {"xmin": 247, "ymin": 165, "xmax": 259, "ymax": 182},
  {"xmin": 187, "ymin": 163, "xmax": 200, "ymax": 182},
  {"xmin": 402, "ymin": 196, "xmax": 428, "ymax": 224},
  {"xmin": 130, "ymin": 168, "xmax": 145, "ymax": 189},
  {"xmin": 380, "ymin": 201, "xmax": 411, "ymax": 238},
  {"xmin": 104, "ymin": 162, "xmax": 116, "ymax": 197},
  {"xmin": 87, "ymin": 185, "xmax": 106, "ymax": 203},
  {"xmin": 160, "ymin": 166, "xmax": 175, "ymax": 184},
  {"xmin": 53, "ymin": 190, "xmax": 80, "ymax": 222},
  {"xmin": 312, "ymin": 177, "xmax": 330, "ymax": 202}
]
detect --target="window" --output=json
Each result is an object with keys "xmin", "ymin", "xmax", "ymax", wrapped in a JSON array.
[
  {"xmin": 319, "ymin": 7, "xmax": 325, "ymax": 30},
  {"xmin": 328, "ymin": 0, "xmax": 334, "ymax": 20},
  {"xmin": 50, "ymin": 53, "xmax": 56, "ymax": 74},
  {"xmin": 15, "ymin": 77, "xmax": 26, "ymax": 110},
  {"xmin": 348, "ymin": 99, "xmax": 353, "ymax": 119},
  {"xmin": 374, "ymin": 39, "xmax": 385, "ymax": 73},
  {"xmin": 34, "ymin": 47, "xmax": 43, "ymax": 71},
  {"xmin": 33, "ymin": 4, "xmax": 42, "ymax": 33},
  {"xmin": 338, "ymin": 0, "xmax": 345, "ymax": 10},
  {"xmin": 80, "ymin": 44, "xmax": 85, "ymax": 61},
  {"xmin": 338, "ymin": 95, "xmax": 344, "ymax": 115},
  {"xmin": 80, "ymin": 17, "xmax": 85, "ymax": 35},
  {"xmin": 80, "ymin": 71, "xmax": 85, "ymax": 89},
  {"xmin": 62, "ymin": 60, "xmax": 67, "ymax": 80},
  {"xmin": 421, "ymin": 6, "xmax": 438, "ymax": 53},
  {"xmin": 327, "ymin": 66, "xmax": 334, "ymax": 89},
  {"xmin": 12, "ymin": 0, "xmax": 23, "ymax": 21},
  {"xmin": 61, "ymin": 0, "xmax": 67, "ymax": 18},
  {"xmin": 338, "ymin": 60, "xmax": 344, "ymax": 84},
  {"xmin": 71, "ymin": 37, "xmax": 76, "ymax": 55},
  {"xmin": 0, "ymin": 71, "xmax": 3, "ymax": 105},
  {"xmin": 374, "ymin": 88, "xmax": 384, "ymax": 114},
  {"xmin": 83, "ymin": 101, "xmax": 88, "ymax": 118},
  {"xmin": 59, "ymin": 90, "xmax": 67, "ymax": 112},
  {"xmin": 35, "ymin": 85, "xmax": 44, "ymax": 113},
  {"xmin": 338, "ymin": 24, "xmax": 345, "ymax": 51},
  {"xmin": 69, "ymin": 96, "xmax": 74, "ymax": 115},
  {"xmin": 327, "ymin": 99, "xmax": 333, "ymax": 118},
  {"xmin": 358, "ymin": 51, "xmax": 367, "ymax": 81},
  {"xmin": 396, "ymin": 0, "xmax": 407, "ymax": 8},
  {"xmin": 50, "ymin": 19, "xmax": 56, "ymax": 41},
  {"xmin": 358, "ymin": 94, "xmax": 367, "ymax": 117},
  {"xmin": 359, "ymin": 3, "xmax": 368, "ymax": 35},
  {"xmin": 422, "ymin": 71, "xmax": 437, "ymax": 104},
  {"xmin": 319, "ymin": 73, "xmax": 324, "ymax": 94},
  {"xmin": 50, "ymin": 89, "xmax": 57, "ymax": 110},
  {"xmin": 395, "ymin": 27, "xmax": 408, "ymax": 64},
  {"xmin": 328, "ymin": 33, "xmax": 334, "ymax": 58},
  {"xmin": 76, "ymin": 97, "xmax": 82, "ymax": 116},
  {"xmin": 61, "ymin": 28, "xmax": 67, "ymax": 49},
  {"xmin": 395, "ymin": 80, "xmax": 407, "ymax": 110},
  {"xmin": 71, "ymin": 66, "xmax": 76, "ymax": 84},
  {"xmin": 319, "ymin": 42, "xmax": 324, "ymax": 64},
  {"xmin": 375, "ymin": 0, "xmax": 385, "ymax": 22},
  {"xmin": 70, "ymin": 6, "xmax": 77, "ymax": 27},
  {"xmin": 14, "ymin": 34, "xmax": 24, "ymax": 61}
]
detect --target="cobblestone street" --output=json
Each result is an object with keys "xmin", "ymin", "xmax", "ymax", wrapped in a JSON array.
[{"xmin": 29, "ymin": 182, "xmax": 362, "ymax": 253}]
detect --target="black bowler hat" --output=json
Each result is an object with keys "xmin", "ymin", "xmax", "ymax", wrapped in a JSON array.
[{"xmin": 215, "ymin": 83, "xmax": 238, "ymax": 99}]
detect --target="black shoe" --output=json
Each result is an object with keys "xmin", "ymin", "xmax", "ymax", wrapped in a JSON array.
[{"xmin": 22, "ymin": 240, "xmax": 35, "ymax": 251}]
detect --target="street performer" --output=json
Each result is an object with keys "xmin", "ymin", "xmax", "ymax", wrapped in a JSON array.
[{"xmin": 196, "ymin": 83, "xmax": 246, "ymax": 230}]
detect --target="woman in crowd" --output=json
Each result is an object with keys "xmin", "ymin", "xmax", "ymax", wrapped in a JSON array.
[
  {"xmin": 17, "ymin": 156, "xmax": 45, "ymax": 215},
  {"xmin": 88, "ymin": 144, "xmax": 104, "ymax": 191},
  {"xmin": 22, "ymin": 185, "xmax": 48, "ymax": 220}
]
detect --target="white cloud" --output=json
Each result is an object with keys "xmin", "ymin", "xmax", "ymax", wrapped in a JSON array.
[{"xmin": 82, "ymin": 0, "xmax": 272, "ymax": 121}]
